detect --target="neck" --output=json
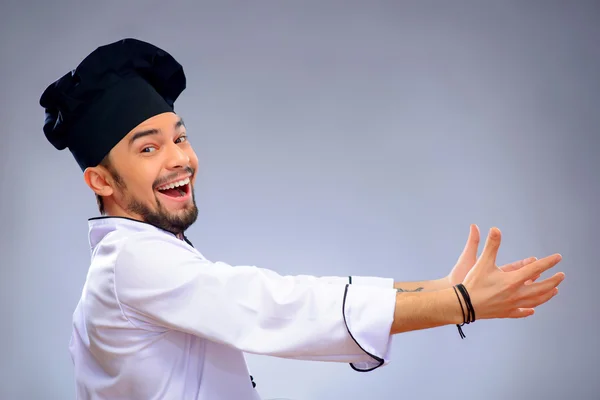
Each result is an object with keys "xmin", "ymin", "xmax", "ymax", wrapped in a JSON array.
[
  {"xmin": 103, "ymin": 201, "xmax": 139, "ymax": 221},
  {"xmin": 101, "ymin": 210, "xmax": 185, "ymax": 239}
]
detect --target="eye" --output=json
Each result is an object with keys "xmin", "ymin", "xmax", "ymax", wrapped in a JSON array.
[
  {"xmin": 141, "ymin": 146, "xmax": 157, "ymax": 153},
  {"xmin": 175, "ymin": 135, "xmax": 187, "ymax": 144}
]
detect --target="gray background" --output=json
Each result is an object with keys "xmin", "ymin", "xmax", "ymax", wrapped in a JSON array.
[{"xmin": 1, "ymin": 1, "xmax": 598, "ymax": 399}]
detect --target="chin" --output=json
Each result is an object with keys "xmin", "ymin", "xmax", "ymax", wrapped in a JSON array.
[
  {"xmin": 126, "ymin": 189, "xmax": 199, "ymax": 233},
  {"xmin": 145, "ymin": 206, "xmax": 198, "ymax": 234}
]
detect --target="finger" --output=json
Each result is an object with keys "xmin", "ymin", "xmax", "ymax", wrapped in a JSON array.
[
  {"xmin": 525, "ymin": 273, "xmax": 541, "ymax": 285},
  {"xmin": 517, "ymin": 254, "xmax": 562, "ymax": 282},
  {"xmin": 500, "ymin": 257, "xmax": 537, "ymax": 273},
  {"xmin": 517, "ymin": 287, "xmax": 559, "ymax": 308},
  {"xmin": 522, "ymin": 272, "xmax": 565, "ymax": 296},
  {"xmin": 506, "ymin": 308, "xmax": 535, "ymax": 319},
  {"xmin": 479, "ymin": 227, "xmax": 502, "ymax": 267},
  {"xmin": 457, "ymin": 224, "xmax": 480, "ymax": 265}
]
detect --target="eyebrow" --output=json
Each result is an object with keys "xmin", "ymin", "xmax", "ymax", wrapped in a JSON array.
[{"xmin": 129, "ymin": 118, "xmax": 186, "ymax": 146}]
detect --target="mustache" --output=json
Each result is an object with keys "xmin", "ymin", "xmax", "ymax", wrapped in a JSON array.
[{"xmin": 153, "ymin": 166, "xmax": 195, "ymax": 189}]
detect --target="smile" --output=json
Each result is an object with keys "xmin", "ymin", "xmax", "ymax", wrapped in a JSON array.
[{"xmin": 156, "ymin": 177, "xmax": 191, "ymax": 201}]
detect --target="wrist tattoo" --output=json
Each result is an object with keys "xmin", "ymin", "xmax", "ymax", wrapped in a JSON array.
[{"xmin": 396, "ymin": 287, "xmax": 424, "ymax": 293}]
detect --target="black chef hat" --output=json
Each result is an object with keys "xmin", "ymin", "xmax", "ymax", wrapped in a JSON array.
[{"xmin": 39, "ymin": 38, "xmax": 186, "ymax": 171}]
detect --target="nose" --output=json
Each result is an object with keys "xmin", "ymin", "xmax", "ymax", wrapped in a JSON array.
[{"xmin": 165, "ymin": 141, "xmax": 190, "ymax": 170}]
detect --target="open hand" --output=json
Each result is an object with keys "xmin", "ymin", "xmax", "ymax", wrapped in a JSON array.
[{"xmin": 462, "ymin": 227, "xmax": 564, "ymax": 319}]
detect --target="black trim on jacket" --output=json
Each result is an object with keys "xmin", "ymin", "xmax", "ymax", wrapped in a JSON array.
[{"xmin": 341, "ymin": 283, "xmax": 385, "ymax": 372}]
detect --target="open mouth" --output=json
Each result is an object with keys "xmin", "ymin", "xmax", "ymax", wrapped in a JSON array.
[{"xmin": 156, "ymin": 177, "xmax": 191, "ymax": 199}]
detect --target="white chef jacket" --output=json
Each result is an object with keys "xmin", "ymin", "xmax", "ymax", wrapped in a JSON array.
[{"xmin": 69, "ymin": 216, "xmax": 397, "ymax": 399}]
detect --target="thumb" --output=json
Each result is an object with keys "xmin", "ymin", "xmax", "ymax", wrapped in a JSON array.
[
  {"xmin": 457, "ymin": 224, "xmax": 480, "ymax": 265},
  {"xmin": 478, "ymin": 227, "xmax": 502, "ymax": 268}
]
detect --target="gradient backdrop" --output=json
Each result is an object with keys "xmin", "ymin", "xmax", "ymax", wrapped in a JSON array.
[{"xmin": 1, "ymin": 1, "xmax": 598, "ymax": 399}]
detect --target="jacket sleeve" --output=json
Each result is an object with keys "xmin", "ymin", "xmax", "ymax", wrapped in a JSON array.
[
  {"xmin": 114, "ymin": 233, "xmax": 397, "ymax": 371},
  {"xmin": 282, "ymin": 274, "xmax": 394, "ymax": 288}
]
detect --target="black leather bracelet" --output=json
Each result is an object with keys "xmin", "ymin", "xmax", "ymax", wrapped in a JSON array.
[
  {"xmin": 453, "ymin": 285, "xmax": 467, "ymax": 339},
  {"xmin": 456, "ymin": 283, "xmax": 476, "ymax": 323},
  {"xmin": 454, "ymin": 283, "xmax": 476, "ymax": 339}
]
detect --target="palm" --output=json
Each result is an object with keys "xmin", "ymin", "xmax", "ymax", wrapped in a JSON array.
[
  {"xmin": 449, "ymin": 258, "xmax": 476, "ymax": 286},
  {"xmin": 446, "ymin": 225, "xmax": 539, "ymax": 286}
]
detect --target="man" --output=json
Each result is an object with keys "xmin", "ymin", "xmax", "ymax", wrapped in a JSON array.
[{"xmin": 40, "ymin": 38, "xmax": 565, "ymax": 400}]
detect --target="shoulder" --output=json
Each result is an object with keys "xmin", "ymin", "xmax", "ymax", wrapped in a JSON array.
[
  {"xmin": 116, "ymin": 232, "xmax": 203, "ymax": 274},
  {"xmin": 120, "ymin": 231, "xmax": 190, "ymax": 253}
]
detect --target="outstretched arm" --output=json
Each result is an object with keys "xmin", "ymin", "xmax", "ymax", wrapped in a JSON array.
[{"xmin": 112, "ymin": 226, "xmax": 560, "ymax": 373}]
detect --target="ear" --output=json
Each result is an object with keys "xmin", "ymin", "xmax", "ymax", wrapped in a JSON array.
[{"xmin": 83, "ymin": 165, "xmax": 114, "ymax": 197}]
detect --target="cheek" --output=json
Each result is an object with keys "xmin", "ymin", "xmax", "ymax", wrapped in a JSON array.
[
  {"xmin": 188, "ymin": 151, "xmax": 199, "ymax": 175},
  {"xmin": 118, "ymin": 172, "xmax": 156, "ymax": 199},
  {"xmin": 130, "ymin": 182, "xmax": 158, "ymax": 203}
]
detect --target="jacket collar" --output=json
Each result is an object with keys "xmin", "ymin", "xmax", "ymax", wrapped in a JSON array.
[{"xmin": 87, "ymin": 216, "xmax": 184, "ymax": 250}]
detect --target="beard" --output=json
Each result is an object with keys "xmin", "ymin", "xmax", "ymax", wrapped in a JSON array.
[
  {"xmin": 108, "ymin": 165, "xmax": 199, "ymax": 234},
  {"xmin": 125, "ymin": 190, "xmax": 199, "ymax": 234}
]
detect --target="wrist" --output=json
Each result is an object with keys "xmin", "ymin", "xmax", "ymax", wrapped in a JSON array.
[
  {"xmin": 435, "ymin": 277, "xmax": 452, "ymax": 291},
  {"xmin": 452, "ymin": 283, "xmax": 477, "ymax": 339},
  {"xmin": 443, "ymin": 287, "xmax": 466, "ymax": 325},
  {"xmin": 390, "ymin": 287, "xmax": 465, "ymax": 334}
]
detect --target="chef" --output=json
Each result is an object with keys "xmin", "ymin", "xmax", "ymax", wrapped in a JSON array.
[{"xmin": 39, "ymin": 38, "xmax": 564, "ymax": 400}]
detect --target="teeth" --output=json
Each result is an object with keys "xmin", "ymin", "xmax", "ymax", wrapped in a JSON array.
[{"xmin": 158, "ymin": 177, "xmax": 190, "ymax": 191}]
